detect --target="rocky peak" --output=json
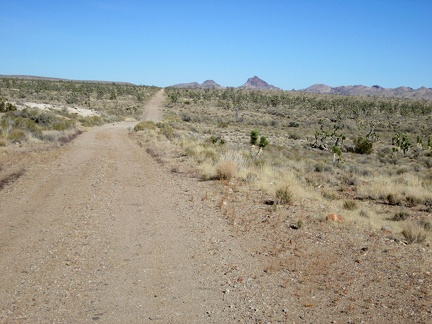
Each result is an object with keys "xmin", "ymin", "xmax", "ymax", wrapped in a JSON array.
[{"xmin": 239, "ymin": 76, "xmax": 280, "ymax": 90}]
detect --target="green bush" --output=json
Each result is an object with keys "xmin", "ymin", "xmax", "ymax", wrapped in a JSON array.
[
  {"xmin": 250, "ymin": 129, "xmax": 269, "ymax": 149},
  {"xmin": 1, "ymin": 113, "xmax": 43, "ymax": 138},
  {"xmin": 392, "ymin": 133, "xmax": 412, "ymax": 156},
  {"xmin": 0, "ymin": 98, "xmax": 17, "ymax": 112},
  {"xmin": 259, "ymin": 136, "xmax": 269, "ymax": 148},
  {"xmin": 250, "ymin": 129, "xmax": 259, "ymax": 145},
  {"xmin": 354, "ymin": 137, "xmax": 373, "ymax": 154}
]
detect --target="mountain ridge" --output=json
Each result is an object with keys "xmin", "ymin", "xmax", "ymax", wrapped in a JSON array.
[{"xmin": 303, "ymin": 83, "xmax": 432, "ymax": 100}]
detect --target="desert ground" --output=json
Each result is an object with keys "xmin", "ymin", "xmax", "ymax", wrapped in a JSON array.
[{"xmin": 0, "ymin": 82, "xmax": 431, "ymax": 323}]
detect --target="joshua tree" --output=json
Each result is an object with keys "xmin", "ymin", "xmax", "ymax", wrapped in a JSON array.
[{"xmin": 250, "ymin": 129, "xmax": 269, "ymax": 158}]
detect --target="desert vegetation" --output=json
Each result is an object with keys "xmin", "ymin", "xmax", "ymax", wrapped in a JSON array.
[
  {"xmin": 133, "ymin": 87, "xmax": 432, "ymax": 243},
  {"xmin": 130, "ymin": 87, "xmax": 432, "ymax": 321},
  {"xmin": 0, "ymin": 78, "xmax": 159, "ymax": 146}
]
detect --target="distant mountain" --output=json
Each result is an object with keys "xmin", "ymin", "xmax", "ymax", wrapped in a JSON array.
[
  {"xmin": 238, "ymin": 76, "xmax": 281, "ymax": 90},
  {"xmin": 170, "ymin": 82, "xmax": 201, "ymax": 89},
  {"xmin": 170, "ymin": 80, "xmax": 222, "ymax": 89},
  {"xmin": 303, "ymin": 84, "xmax": 432, "ymax": 100},
  {"xmin": 201, "ymin": 80, "xmax": 223, "ymax": 89},
  {"xmin": 303, "ymin": 84, "xmax": 332, "ymax": 94},
  {"xmin": 170, "ymin": 76, "xmax": 280, "ymax": 90}
]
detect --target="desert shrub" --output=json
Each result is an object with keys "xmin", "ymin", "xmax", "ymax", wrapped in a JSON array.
[
  {"xmin": 203, "ymin": 148, "xmax": 217, "ymax": 161},
  {"xmin": 182, "ymin": 114, "xmax": 191, "ymax": 122},
  {"xmin": 215, "ymin": 160, "xmax": 237, "ymax": 180},
  {"xmin": 275, "ymin": 186, "xmax": 293, "ymax": 205},
  {"xmin": 250, "ymin": 129, "xmax": 259, "ymax": 145},
  {"xmin": 253, "ymin": 158, "xmax": 266, "ymax": 169},
  {"xmin": 396, "ymin": 167, "xmax": 408, "ymax": 175},
  {"xmin": 218, "ymin": 121, "xmax": 229, "ymax": 128},
  {"xmin": 134, "ymin": 121, "xmax": 156, "ymax": 131},
  {"xmin": 405, "ymin": 195, "xmax": 421, "ymax": 207},
  {"xmin": 343, "ymin": 200, "xmax": 358, "ymax": 210},
  {"xmin": 288, "ymin": 133, "xmax": 302, "ymax": 140},
  {"xmin": 157, "ymin": 122, "xmax": 175, "ymax": 140},
  {"xmin": 79, "ymin": 115, "xmax": 105, "ymax": 127},
  {"xmin": 0, "ymin": 98, "xmax": 17, "ymax": 112},
  {"xmin": 354, "ymin": 137, "xmax": 373, "ymax": 154},
  {"xmin": 322, "ymin": 190, "xmax": 337, "ymax": 200},
  {"xmin": 314, "ymin": 162, "xmax": 332, "ymax": 173},
  {"xmin": 184, "ymin": 146, "xmax": 197, "ymax": 157},
  {"xmin": 8, "ymin": 128, "xmax": 27, "ymax": 143},
  {"xmin": 387, "ymin": 193, "xmax": 402, "ymax": 206},
  {"xmin": 332, "ymin": 145, "xmax": 342, "ymax": 161},
  {"xmin": 210, "ymin": 136, "xmax": 219, "ymax": 144},
  {"xmin": 209, "ymin": 136, "xmax": 225, "ymax": 145},
  {"xmin": 391, "ymin": 211, "xmax": 410, "ymax": 221},
  {"xmin": 359, "ymin": 210, "xmax": 369, "ymax": 218},
  {"xmin": 259, "ymin": 135, "xmax": 269, "ymax": 148},
  {"xmin": 402, "ymin": 222, "xmax": 427, "ymax": 244},
  {"xmin": 50, "ymin": 120, "xmax": 72, "ymax": 131},
  {"xmin": 419, "ymin": 220, "xmax": 431, "ymax": 231},
  {"xmin": 392, "ymin": 132, "xmax": 412, "ymax": 156},
  {"xmin": 425, "ymin": 200, "xmax": 432, "ymax": 212},
  {"xmin": 342, "ymin": 175, "xmax": 359, "ymax": 186},
  {"xmin": 1, "ymin": 113, "xmax": 43, "ymax": 138},
  {"xmin": 422, "ymin": 157, "xmax": 432, "ymax": 168}
]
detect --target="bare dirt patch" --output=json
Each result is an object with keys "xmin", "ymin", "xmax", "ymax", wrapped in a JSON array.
[
  {"xmin": 142, "ymin": 89, "xmax": 165, "ymax": 122},
  {"xmin": 13, "ymin": 102, "xmax": 100, "ymax": 117}
]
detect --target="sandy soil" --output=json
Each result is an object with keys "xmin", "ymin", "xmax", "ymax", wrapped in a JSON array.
[{"xmin": 12, "ymin": 102, "xmax": 100, "ymax": 117}]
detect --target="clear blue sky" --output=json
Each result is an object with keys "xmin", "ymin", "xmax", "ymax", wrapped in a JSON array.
[{"xmin": 1, "ymin": 0, "xmax": 431, "ymax": 89}]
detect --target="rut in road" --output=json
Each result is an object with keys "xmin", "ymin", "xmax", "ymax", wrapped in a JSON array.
[{"xmin": 0, "ymin": 121, "xmax": 250, "ymax": 322}]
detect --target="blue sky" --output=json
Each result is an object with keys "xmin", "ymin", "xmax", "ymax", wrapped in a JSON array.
[{"xmin": 1, "ymin": 0, "xmax": 431, "ymax": 89}]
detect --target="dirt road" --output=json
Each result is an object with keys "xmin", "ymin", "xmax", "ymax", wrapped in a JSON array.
[
  {"xmin": 142, "ymin": 89, "xmax": 164, "ymax": 122},
  {"xmin": 0, "ymin": 96, "xmax": 256, "ymax": 322}
]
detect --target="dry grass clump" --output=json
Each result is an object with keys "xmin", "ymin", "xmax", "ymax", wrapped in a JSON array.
[
  {"xmin": 391, "ymin": 211, "xmax": 410, "ymax": 221},
  {"xmin": 401, "ymin": 222, "xmax": 428, "ymax": 244},
  {"xmin": 215, "ymin": 160, "xmax": 237, "ymax": 180},
  {"xmin": 275, "ymin": 186, "xmax": 293, "ymax": 205},
  {"xmin": 134, "ymin": 121, "xmax": 156, "ymax": 131},
  {"xmin": 357, "ymin": 173, "xmax": 432, "ymax": 206},
  {"xmin": 343, "ymin": 200, "xmax": 358, "ymax": 210}
]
